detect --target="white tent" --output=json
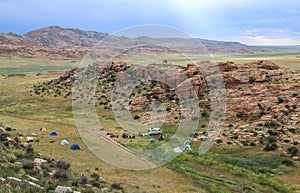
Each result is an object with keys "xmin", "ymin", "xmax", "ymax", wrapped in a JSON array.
[{"xmin": 60, "ymin": 139, "xmax": 69, "ymax": 146}]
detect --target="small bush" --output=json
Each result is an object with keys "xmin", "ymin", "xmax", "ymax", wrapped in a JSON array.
[
  {"xmin": 287, "ymin": 146, "xmax": 299, "ymax": 157},
  {"xmin": 264, "ymin": 121, "xmax": 279, "ymax": 128},
  {"xmin": 5, "ymin": 127, "xmax": 12, "ymax": 131},
  {"xmin": 216, "ymin": 139, "xmax": 223, "ymax": 144},
  {"xmin": 22, "ymin": 160, "xmax": 35, "ymax": 170},
  {"xmin": 281, "ymin": 159, "xmax": 294, "ymax": 167},
  {"xmin": 278, "ymin": 97, "xmax": 284, "ymax": 104},
  {"xmin": 56, "ymin": 161, "xmax": 71, "ymax": 170},
  {"xmin": 54, "ymin": 169, "xmax": 69, "ymax": 181},
  {"xmin": 268, "ymin": 136, "xmax": 277, "ymax": 143},
  {"xmin": 263, "ymin": 143, "xmax": 278, "ymax": 152},
  {"xmin": 111, "ymin": 183, "xmax": 123, "ymax": 190},
  {"xmin": 237, "ymin": 113, "xmax": 243, "ymax": 118},
  {"xmin": 133, "ymin": 115, "xmax": 140, "ymax": 120}
]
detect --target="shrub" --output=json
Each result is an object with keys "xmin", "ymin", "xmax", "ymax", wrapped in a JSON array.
[
  {"xmin": 281, "ymin": 159, "xmax": 294, "ymax": 167},
  {"xmin": 111, "ymin": 183, "xmax": 123, "ymax": 190},
  {"xmin": 287, "ymin": 146, "xmax": 299, "ymax": 157},
  {"xmin": 22, "ymin": 160, "xmax": 35, "ymax": 170},
  {"xmin": 56, "ymin": 161, "xmax": 71, "ymax": 170},
  {"xmin": 54, "ymin": 169, "xmax": 69, "ymax": 181},
  {"xmin": 268, "ymin": 136, "xmax": 277, "ymax": 143},
  {"xmin": 202, "ymin": 111, "xmax": 208, "ymax": 117},
  {"xmin": 237, "ymin": 113, "xmax": 243, "ymax": 118},
  {"xmin": 26, "ymin": 144, "xmax": 34, "ymax": 152},
  {"xmin": 133, "ymin": 115, "xmax": 140, "ymax": 120},
  {"xmin": 264, "ymin": 121, "xmax": 279, "ymax": 128},
  {"xmin": 5, "ymin": 127, "xmax": 12, "ymax": 131},
  {"xmin": 278, "ymin": 97, "xmax": 284, "ymax": 104},
  {"xmin": 263, "ymin": 143, "xmax": 278, "ymax": 152},
  {"xmin": 216, "ymin": 139, "xmax": 223, "ymax": 144}
]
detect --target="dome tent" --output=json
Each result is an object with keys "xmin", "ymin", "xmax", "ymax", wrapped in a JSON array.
[
  {"xmin": 40, "ymin": 127, "xmax": 47, "ymax": 132},
  {"xmin": 50, "ymin": 131, "xmax": 58, "ymax": 136},
  {"xmin": 183, "ymin": 145, "xmax": 191, "ymax": 151},
  {"xmin": 71, "ymin": 144, "xmax": 80, "ymax": 150},
  {"xmin": 60, "ymin": 139, "xmax": 69, "ymax": 145}
]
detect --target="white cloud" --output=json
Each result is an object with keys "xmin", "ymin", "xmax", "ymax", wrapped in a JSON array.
[{"xmin": 237, "ymin": 36, "xmax": 300, "ymax": 45}]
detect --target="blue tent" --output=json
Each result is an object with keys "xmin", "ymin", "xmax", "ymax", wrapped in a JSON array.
[
  {"xmin": 50, "ymin": 131, "xmax": 58, "ymax": 136},
  {"xmin": 149, "ymin": 139, "xmax": 155, "ymax": 144},
  {"xmin": 71, "ymin": 144, "xmax": 80, "ymax": 150},
  {"xmin": 183, "ymin": 145, "xmax": 191, "ymax": 151},
  {"xmin": 185, "ymin": 140, "xmax": 191, "ymax": 145}
]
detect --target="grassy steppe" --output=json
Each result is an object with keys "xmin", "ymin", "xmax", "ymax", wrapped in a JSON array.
[{"xmin": 0, "ymin": 51, "xmax": 299, "ymax": 192}]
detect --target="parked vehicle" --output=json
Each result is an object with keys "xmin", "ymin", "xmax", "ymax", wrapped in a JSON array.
[{"xmin": 146, "ymin": 128, "xmax": 162, "ymax": 136}]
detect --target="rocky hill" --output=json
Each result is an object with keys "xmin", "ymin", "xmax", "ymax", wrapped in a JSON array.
[
  {"xmin": 31, "ymin": 60, "xmax": 300, "ymax": 156},
  {"xmin": 24, "ymin": 26, "xmax": 108, "ymax": 47},
  {"xmin": 0, "ymin": 26, "xmax": 286, "ymax": 59}
]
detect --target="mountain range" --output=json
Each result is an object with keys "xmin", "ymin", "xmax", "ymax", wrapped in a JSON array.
[{"xmin": 0, "ymin": 26, "xmax": 286, "ymax": 59}]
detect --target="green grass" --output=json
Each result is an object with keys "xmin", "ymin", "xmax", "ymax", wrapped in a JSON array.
[
  {"xmin": 0, "ymin": 54, "xmax": 299, "ymax": 192},
  {"xmin": 0, "ymin": 56, "xmax": 80, "ymax": 74}
]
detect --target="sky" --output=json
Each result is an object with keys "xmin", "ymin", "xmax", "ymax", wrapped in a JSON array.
[{"xmin": 1, "ymin": 0, "xmax": 300, "ymax": 45}]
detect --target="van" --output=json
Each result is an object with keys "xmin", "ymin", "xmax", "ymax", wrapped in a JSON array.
[{"xmin": 147, "ymin": 128, "xmax": 162, "ymax": 136}]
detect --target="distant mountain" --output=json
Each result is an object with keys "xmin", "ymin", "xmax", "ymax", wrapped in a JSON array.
[
  {"xmin": 24, "ymin": 26, "xmax": 108, "ymax": 47},
  {"xmin": 0, "ymin": 26, "xmax": 290, "ymax": 59}
]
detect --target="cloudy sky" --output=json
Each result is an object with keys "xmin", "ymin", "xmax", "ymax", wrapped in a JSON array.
[{"xmin": 1, "ymin": 0, "xmax": 300, "ymax": 45}]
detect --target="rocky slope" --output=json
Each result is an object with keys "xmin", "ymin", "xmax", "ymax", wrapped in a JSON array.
[{"xmin": 31, "ymin": 60, "xmax": 300, "ymax": 154}]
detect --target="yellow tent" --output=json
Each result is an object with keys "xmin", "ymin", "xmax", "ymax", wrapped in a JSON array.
[{"xmin": 40, "ymin": 127, "xmax": 47, "ymax": 132}]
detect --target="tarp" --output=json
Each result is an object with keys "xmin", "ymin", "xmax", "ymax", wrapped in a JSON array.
[
  {"xmin": 173, "ymin": 147, "xmax": 183, "ymax": 153},
  {"xmin": 50, "ymin": 131, "xmax": 58, "ymax": 136},
  {"xmin": 71, "ymin": 144, "xmax": 80, "ymax": 150},
  {"xmin": 60, "ymin": 139, "xmax": 69, "ymax": 145}
]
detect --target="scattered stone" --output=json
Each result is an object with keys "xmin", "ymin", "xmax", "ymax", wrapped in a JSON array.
[
  {"xmin": 6, "ymin": 177, "xmax": 22, "ymax": 182},
  {"xmin": 54, "ymin": 186, "xmax": 72, "ymax": 193},
  {"xmin": 34, "ymin": 158, "xmax": 47, "ymax": 165},
  {"xmin": 101, "ymin": 187, "xmax": 110, "ymax": 192},
  {"xmin": 292, "ymin": 156, "xmax": 299, "ymax": 161},
  {"xmin": 0, "ymin": 127, "xmax": 6, "ymax": 135},
  {"xmin": 26, "ymin": 175, "xmax": 39, "ymax": 182},
  {"xmin": 99, "ymin": 177, "xmax": 107, "ymax": 183},
  {"xmin": 14, "ymin": 162, "xmax": 23, "ymax": 166},
  {"xmin": 23, "ymin": 180, "xmax": 43, "ymax": 189},
  {"xmin": 0, "ymin": 177, "xmax": 6, "ymax": 183}
]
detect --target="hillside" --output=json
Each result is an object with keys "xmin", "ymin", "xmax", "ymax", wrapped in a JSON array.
[
  {"xmin": 32, "ymin": 60, "xmax": 300, "ymax": 154},
  {"xmin": 0, "ymin": 26, "xmax": 287, "ymax": 59}
]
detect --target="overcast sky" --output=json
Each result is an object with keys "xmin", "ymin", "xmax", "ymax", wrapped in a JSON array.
[{"xmin": 1, "ymin": 0, "xmax": 300, "ymax": 45}]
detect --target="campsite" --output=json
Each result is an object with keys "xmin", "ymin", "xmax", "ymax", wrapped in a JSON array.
[{"xmin": 1, "ymin": 1, "xmax": 300, "ymax": 192}]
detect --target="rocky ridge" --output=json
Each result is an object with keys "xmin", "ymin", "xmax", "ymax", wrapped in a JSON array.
[{"xmin": 31, "ymin": 60, "xmax": 300, "ymax": 152}]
